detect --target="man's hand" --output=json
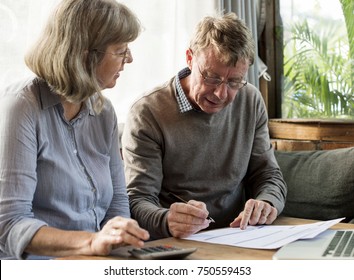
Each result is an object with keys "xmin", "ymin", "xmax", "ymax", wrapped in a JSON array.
[
  {"xmin": 230, "ymin": 199, "xmax": 277, "ymax": 230},
  {"xmin": 167, "ymin": 200, "xmax": 211, "ymax": 238}
]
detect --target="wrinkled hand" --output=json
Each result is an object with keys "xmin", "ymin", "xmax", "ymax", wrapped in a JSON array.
[
  {"xmin": 230, "ymin": 199, "xmax": 277, "ymax": 230},
  {"xmin": 167, "ymin": 200, "xmax": 211, "ymax": 238},
  {"xmin": 91, "ymin": 216, "xmax": 149, "ymax": 256}
]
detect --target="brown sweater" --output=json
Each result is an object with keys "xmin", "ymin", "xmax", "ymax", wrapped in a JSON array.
[{"xmin": 122, "ymin": 76, "xmax": 287, "ymax": 239}]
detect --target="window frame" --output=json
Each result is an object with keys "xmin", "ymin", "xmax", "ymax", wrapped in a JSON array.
[{"xmin": 258, "ymin": 0, "xmax": 283, "ymax": 119}]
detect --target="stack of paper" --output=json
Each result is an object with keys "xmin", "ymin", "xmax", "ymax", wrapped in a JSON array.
[{"xmin": 184, "ymin": 218, "xmax": 344, "ymax": 249}]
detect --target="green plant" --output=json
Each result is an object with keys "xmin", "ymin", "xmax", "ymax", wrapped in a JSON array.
[
  {"xmin": 340, "ymin": 0, "xmax": 353, "ymax": 68},
  {"xmin": 282, "ymin": 6, "xmax": 353, "ymax": 119}
]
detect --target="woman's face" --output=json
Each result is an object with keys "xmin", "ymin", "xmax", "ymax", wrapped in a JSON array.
[{"xmin": 96, "ymin": 43, "xmax": 132, "ymax": 89}]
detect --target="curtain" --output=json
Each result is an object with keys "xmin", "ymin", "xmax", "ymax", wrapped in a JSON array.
[{"xmin": 217, "ymin": 0, "xmax": 270, "ymax": 89}]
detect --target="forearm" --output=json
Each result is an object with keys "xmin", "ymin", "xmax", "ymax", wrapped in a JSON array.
[
  {"xmin": 25, "ymin": 226, "xmax": 94, "ymax": 258},
  {"xmin": 129, "ymin": 196, "xmax": 170, "ymax": 239}
]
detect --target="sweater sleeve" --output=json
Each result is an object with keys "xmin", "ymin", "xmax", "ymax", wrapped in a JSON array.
[
  {"xmin": 122, "ymin": 100, "xmax": 171, "ymax": 239},
  {"xmin": 244, "ymin": 94, "xmax": 287, "ymax": 214}
]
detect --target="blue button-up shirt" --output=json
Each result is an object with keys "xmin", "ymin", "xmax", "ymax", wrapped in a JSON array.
[{"xmin": 0, "ymin": 77, "xmax": 129, "ymax": 259}]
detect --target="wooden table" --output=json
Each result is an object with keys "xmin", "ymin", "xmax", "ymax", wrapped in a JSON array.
[{"xmin": 58, "ymin": 216, "xmax": 354, "ymax": 260}]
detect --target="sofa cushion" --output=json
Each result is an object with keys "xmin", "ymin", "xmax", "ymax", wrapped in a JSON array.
[{"xmin": 274, "ymin": 147, "xmax": 354, "ymax": 221}]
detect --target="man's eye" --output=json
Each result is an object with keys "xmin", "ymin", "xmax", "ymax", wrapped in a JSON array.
[
  {"xmin": 228, "ymin": 81, "xmax": 239, "ymax": 87},
  {"xmin": 205, "ymin": 77, "xmax": 221, "ymax": 84}
]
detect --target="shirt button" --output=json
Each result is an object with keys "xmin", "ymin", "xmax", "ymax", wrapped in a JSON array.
[{"xmin": 73, "ymin": 149, "xmax": 77, "ymax": 154}]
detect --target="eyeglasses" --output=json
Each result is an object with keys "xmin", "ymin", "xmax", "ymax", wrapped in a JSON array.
[
  {"xmin": 92, "ymin": 48, "xmax": 131, "ymax": 62},
  {"xmin": 196, "ymin": 62, "xmax": 247, "ymax": 90}
]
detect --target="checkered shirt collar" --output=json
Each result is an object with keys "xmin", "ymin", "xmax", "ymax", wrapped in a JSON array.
[{"xmin": 175, "ymin": 67, "xmax": 195, "ymax": 113}]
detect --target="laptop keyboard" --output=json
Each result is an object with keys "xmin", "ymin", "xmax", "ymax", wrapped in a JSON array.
[{"xmin": 323, "ymin": 231, "xmax": 354, "ymax": 257}]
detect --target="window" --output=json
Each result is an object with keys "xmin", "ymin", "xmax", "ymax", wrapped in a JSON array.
[
  {"xmin": 279, "ymin": 0, "xmax": 353, "ymax": 119},
  {"xmin": 260, "ymin": 0, "xmax": 354, "ymax": 151},
  {"xmin": 260, "ymin": 0, "xmax": 354, "ymax": 120},
  {"xmin": 0, "ymin": 0, "xmax": 60, "ymax": 90}
]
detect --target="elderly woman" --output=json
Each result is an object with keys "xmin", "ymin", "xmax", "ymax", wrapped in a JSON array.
[{"xmin": 0, "ymin": 0, "xmax": 149, "ymax": 260}]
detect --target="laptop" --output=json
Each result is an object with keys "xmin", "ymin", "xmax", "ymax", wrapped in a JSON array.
[{"xmin": 273, "ymin": 229, "xmax": 354, "ymax": 260}]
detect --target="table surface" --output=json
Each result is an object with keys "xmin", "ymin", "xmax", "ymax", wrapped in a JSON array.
[{"xmin": 57, "ymin": 216, "xmax": 354, "ymax": 260}]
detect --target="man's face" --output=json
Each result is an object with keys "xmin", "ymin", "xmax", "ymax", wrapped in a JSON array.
[{"xmin": 185, "ymin": 47, "xmax": 249, "ymax": 114}]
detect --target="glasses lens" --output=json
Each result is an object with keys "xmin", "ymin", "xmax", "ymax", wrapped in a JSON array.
[
  {"xmin": 204, "ymin": 77, "xmax": 221, "ymax": 86},
  {"xmin": 197, "ymin": 61, "xmax": 246, "ymax": 90},
  {"xmin": 228, "ymin": 81, "xmax": 247, "ymax": 90}
]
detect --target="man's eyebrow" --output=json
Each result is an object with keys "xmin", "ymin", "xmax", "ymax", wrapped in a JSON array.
[{"xmin": 206, "ymin": 71, "xmax": 244, "ymax": 81}]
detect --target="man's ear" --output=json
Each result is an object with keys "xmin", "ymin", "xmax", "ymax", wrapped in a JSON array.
[{"xmin": 186, "ymin": 48, "xmax": 193, "ymax": 69}]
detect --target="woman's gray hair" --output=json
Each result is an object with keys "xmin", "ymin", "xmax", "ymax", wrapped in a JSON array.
[
  {"xmin": 25, "ymin": 0, "xmax": 141, "ymax": 113},
  {"xmin": 189, "ymin": 12, "xmax": 255, "ymax": 66}
]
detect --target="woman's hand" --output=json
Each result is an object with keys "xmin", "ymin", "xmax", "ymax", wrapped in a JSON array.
[{"xmin": 91, "ymin": 216, "xmax": 149, "ymax": 255}]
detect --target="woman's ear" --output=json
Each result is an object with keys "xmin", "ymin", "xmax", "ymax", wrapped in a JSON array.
[{"xmin": 186, "ymin": 48, "xmax": 193, "ymax": 70}]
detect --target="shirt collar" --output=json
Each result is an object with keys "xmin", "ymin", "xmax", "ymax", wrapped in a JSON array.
[
  {"xmin": 37, "ymin": 78, "xmax": 95, "ymax": 116},
  {"xmin": 175, "ymin": 67, "xmax": 195, "ymax": 113},
  {"xmin": 36, "ymin": 79, "xmax": 61, "ymax": 109}
]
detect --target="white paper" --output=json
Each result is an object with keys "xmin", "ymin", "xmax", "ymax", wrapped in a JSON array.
[{"xmin": 183, "ymin": 218, "xmax": 345, "ymax": 249}]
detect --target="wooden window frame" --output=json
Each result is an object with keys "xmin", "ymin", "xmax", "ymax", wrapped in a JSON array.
[{"xmin": 259, "ymin": 0, "xmax": 283, "ymax": 119}]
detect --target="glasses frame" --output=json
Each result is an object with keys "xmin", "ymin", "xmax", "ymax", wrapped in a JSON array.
[
  {"xmin": 92, "ymin": 48, "xmax": 131, "ymax": 62},
  {"xmin": 196, "ymin": 61, "xmax": 247, "ymax": 91}
]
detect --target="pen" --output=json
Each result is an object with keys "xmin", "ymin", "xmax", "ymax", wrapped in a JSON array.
[{"xmin": 168, "ymin": 192, "xmax": 215, "ymax": 223}]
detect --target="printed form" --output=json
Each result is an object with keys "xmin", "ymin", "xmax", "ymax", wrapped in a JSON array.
[{"xmin": 183, "ymin": 218, "xmax": 344, "ymax": 249}]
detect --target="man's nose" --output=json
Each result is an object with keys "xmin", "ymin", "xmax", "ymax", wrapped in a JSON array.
[{"xmin": 213, "ymin": 83, "xmax": 228, "ymax": 100}]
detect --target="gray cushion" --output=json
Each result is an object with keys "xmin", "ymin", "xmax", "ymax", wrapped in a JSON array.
[{"xmin": 274, "ymin": 147, "xmax": 354, "ymax": 221}]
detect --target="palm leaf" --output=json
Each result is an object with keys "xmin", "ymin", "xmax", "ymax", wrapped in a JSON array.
[{"xmin": 283, "ymin": 16, "xmax": 353, "ymax": 119}]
